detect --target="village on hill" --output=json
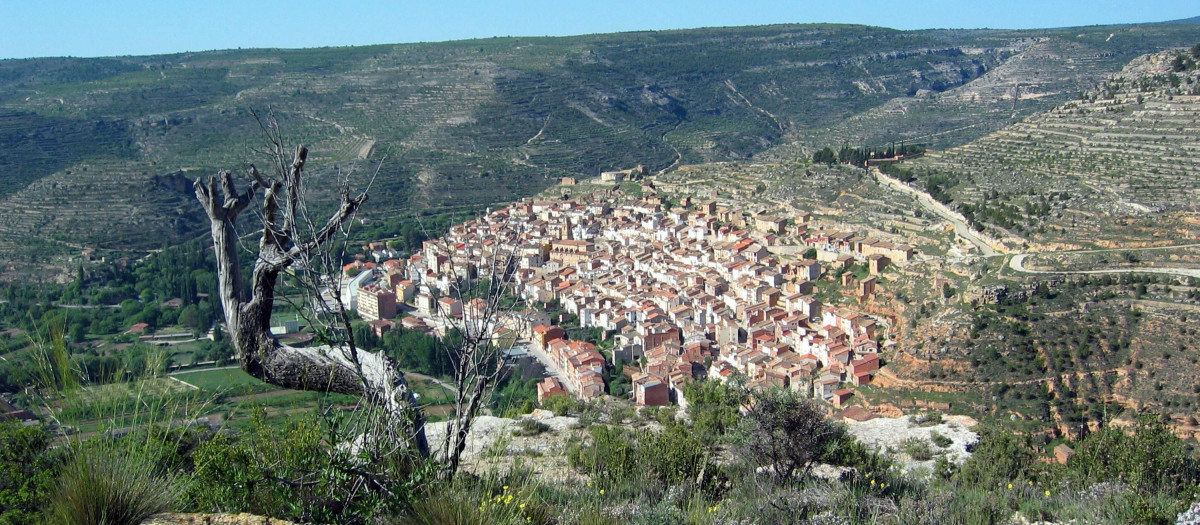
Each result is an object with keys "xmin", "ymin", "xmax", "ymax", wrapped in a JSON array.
[{"xmin": 339, "ymin": 175, "xmax": 918, "ymax": 414}]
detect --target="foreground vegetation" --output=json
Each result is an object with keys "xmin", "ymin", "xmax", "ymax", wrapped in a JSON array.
[{"xmin": 2, "ymin": 371, "xmax": 1197, "ymax": 524}]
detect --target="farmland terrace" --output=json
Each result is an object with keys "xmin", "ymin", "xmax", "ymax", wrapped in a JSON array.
[{"xmin": 904, "ymin": 47, "xmax": 1200, "ymax": 249}]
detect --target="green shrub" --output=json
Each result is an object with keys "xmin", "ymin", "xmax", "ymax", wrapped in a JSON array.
[
  {"xmin": 681, "ymin": 379, "xmax": 747, "ymax": 444},
  {"xmin": 912, "ymin": 411, "xmax": 944, "ymax": 426},
  {"xmin": 0, "ymin": 422, "xmax": 65, "ymax": 525},
  {"xmin": 397, "ymin": 485, "xmax": 552, "ymax": 525},
  {"xmin": 734, "ymin": 388, "xmax": 846, "ymax": 481},
  {"xmin": 567, "ymin": 422, "xmax": 711, "ymax": 488},
  {"xmin": 45, "ymin": 444, "xmax": 184, "ymax": 525},
  {"xmin": 903, "ymin": 437, "xmax": 934, "ymax": 461},
  {"xmin": 512, "ymin": 418, "xmax": 550, "ymax": 437},
  {"xmin": 1068, "ymin": 414, "xmax": 1200, "ymax": 499},
  {"xmin": 183, "ymin": 409, "xmax": 428, "ymax": 523},
  {"xmin": 955, "ymin": 425, "xmax": 1040, "ymax": 489},
  {"xmin": 542, "ymin": 394, "xmax": 577, "ymax": 416},
  {"xmin": 930, "ymin": 431, "xmax": 953, "ymax": 448}
]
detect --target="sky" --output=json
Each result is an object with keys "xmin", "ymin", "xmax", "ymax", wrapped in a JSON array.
[{"xmin": 1, "ymin": 1, "xmax": 1197, "ymax": 60}]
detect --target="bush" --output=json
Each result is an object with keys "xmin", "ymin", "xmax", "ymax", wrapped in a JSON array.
[
  {"xmin": 397, "ymin": 485, "xmax": 552, "ymax": 525},
  {"xmin": 1068, "ymin": 414, "xmax": 1200, "ymax": 500},
  {"xmin": 568, "ymin": 423, "xmax": 711, "ymax": 487},
  {"xmin": 912, "ymin": 411, "xmax": 944, "ymax": 426},
  {"xmin": 681, "ymin": 379, "xmax": 748, "ymax": 445},
  {"xmin": 513, "ymin": 418, "xmax": 550, "ymax": 437},
  {"xmin": 930, "ymin": 431, "xmax": 953, "ymax": 448},
  {"xmin": 954, "ymin": 425, "xmax": 1040, "ymax": 489},
  {"xmin": 542, "ymin": 394, "xmax": 577, "ymax": 417},
  {"xmin": 0, "ymin": 422, "xmax": 65, "ymax": 524},
  {"xmin": 903, "ymin": 437, "xmax": 934, "ymax": 461},
  {"xmin": 45, "ymin": 444, "xmax": 184, "ymax": 525},
  {"xmin": 734, "ymin": 388, "xmax": 847, "ymax": 481},
  {"xmin": 183, "ymin": 409, "xmax": 427, "ymax": 523}
]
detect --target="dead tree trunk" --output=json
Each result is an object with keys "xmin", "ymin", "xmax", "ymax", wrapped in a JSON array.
[{"xmin": 195, "ymin": 145, "xmax": 428, "ymax": 457}]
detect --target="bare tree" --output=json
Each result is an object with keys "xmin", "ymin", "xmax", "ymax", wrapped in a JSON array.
[
  {"xmin": 428, "ymin": 241, "xmax": 521, "ymax": 479},
  {"xmin": 194, "ymin": 138, "xmax": 428, "ymax": 457}
]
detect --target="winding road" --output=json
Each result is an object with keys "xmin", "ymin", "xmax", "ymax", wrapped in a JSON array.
[
  {"xmin": 872, "ymin": 167, "xmax": 1200, "ymax": 280},
  {"xmin": 1009, "ymin": 253, "xmax": 1200, "ymax": 279}
]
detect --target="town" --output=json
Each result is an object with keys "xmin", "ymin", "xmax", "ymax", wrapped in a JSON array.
[{"xmin": 339, "ymin": 176, "xmax": 916, "ymax": 412}]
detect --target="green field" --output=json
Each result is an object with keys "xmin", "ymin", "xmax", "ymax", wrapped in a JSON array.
[{"xmin": 172, "ymin": 366, "xmax": 274, "ymax": 393}]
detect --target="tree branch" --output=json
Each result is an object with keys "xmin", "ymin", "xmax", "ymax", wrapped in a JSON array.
[{"xmin": 195, "ymin": 141, "xmax": 429, "ymax": 459}]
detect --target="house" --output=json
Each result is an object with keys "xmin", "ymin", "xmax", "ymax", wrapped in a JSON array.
[
  {"xmin": 754, "ymin": 216, "xmax": 787, "ymax": 235},
  {"xmin": 415, "ymin": 293, "xmax": 436, "ymax": 315},
  {"xmin": 394, "ymin": 280, "xmax": 417, "ymax": 303},
  {"xmin": 859, "ymin": 276, "xmax": 877, "ymax": 297},
  {"xmin": 632, "ymin": 373, "xmax": 670, "ymax": 406},
  {"xmin": 537, "ymin": 377, "xmax": 567, "ymax": 405},
  {"xmin": 127, "ymin": 322, "xmax": 150, "ymax": 335},
  {"xmin": 868, "ymin": 254, "xmax": 890, "ymax": 275},
  {"xmin": 798, "ymin": 260, "xmax": 822, "ymax": 281},
  {"xmin": 1054, "ymin": 444, "xmax": 1075, "ymax": 465},
  {"xmin": 437, "ymin": 297, "xmax": 463, "ymax": 319},
  {"xmin": 369, "ymin": 319, "xmax": 395, "ymax": 338},
  {"xmin": 400, "ymin": 316, "xmax": 428, "ymax": 332},
  {"xmin": 832, "ymin": 388, "xmax": 854, "ymax": 409},
  {"xmin": 532, "ymin": 325, "xmax": 566, "ymax": 351},
  {"xmin": 357, "ymin": 283, "xmax": 397, "ymax": 321},
  {"xmin": 815, "ymin": 375, "xmax": 839, "ymax": 400}
]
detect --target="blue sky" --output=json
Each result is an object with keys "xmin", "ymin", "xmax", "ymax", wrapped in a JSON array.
[{"xmin": 1, "ymin": 1, "xmax": 1196, "ymax": 59}]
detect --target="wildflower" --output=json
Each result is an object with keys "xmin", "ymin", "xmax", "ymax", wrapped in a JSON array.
[
  {"xmin": 881, "ymin": 483, "xmax": 887, "ymax": 489},
  {"xmin": 600, "ymin": 489, "xmax": 606, "ymax": 495},
  {"xmin": 504, "ymin": 485, "xmax": 510, "ymax": 491},
  {"xmin": 520, "ymin": 503, "xmax": 527, "ymax": 509},
  {"xmin": 1045, "ymin": 490, "xmax": 1051, "ymax": 496},
  {"xmin": 1007, "ymin": 483, "xmax": 1013, "ymax": 489},
  {"xmin": 870, "ymin": 479, "xmax": 876, "ymax": 485},
  {"xmin": 505, "ymin": 494, "xmax": 514, "ymax": 504},
  {"xmin": 1028, "ymin": 480, "xmax": 1033, "ymax": 486},
  {"xmin": 587, "ymin": 481, "xmax": 593, "ymax": 487}
]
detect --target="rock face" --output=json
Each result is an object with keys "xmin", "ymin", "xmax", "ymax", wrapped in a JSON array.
[
  {"xmin": 964, "ymin": 278, "xmax": 1063, "ymax": 305},
  {"xmin": 143, "ymin": 513, "xmax": 298, "ymax": 525},
  {"xmin": 845, "ymin": 414, "xmax": 979, "ymax": 474}
]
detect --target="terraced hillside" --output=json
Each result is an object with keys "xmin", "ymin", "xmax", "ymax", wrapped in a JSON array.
[
  {"xmin": 0, "ymin": 22, "xmax": 1198, "ymax": 278},
  {"xmin": 905, "ymin": 46, "xmax": 1200, "ymax": 249}
]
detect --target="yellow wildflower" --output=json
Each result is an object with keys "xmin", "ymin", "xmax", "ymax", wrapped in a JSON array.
[
  {"xmin": 600, "ymin": 489, "xmax": 606, "ymax": 495},
  {"xmin": 881, "ymin": 483, "xmax": 887, "ymax": 489},
  {"xmin": 1045, "ymin": 490, "xmax": 1051, "ymax": 496},
  {"xmin": 1028, "ymin": 480, "xmax": 1033, "ymax": 486},
  {"xmin": 870, "ymin": 480, "xmax": 876, "ymax": 485},
  {"xmin": 520, "ymin": 503, "xmax": 526, "ymax": 509},
  {"xmin": 1007, "ymin": 483, "xmax": 1013, "ymax": 489},
  {"xmin": 503, "ymin": 485, "xmax": 510, "ymax": 491}
]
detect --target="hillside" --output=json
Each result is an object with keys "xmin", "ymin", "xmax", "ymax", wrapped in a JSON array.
[
  {"xmin": 1, "ymin": 22, "xmax": 1198, "ymax": 278},
  {"xmin": 905, "ymin": 46, "xmax": 1200, "ymax": 249}
]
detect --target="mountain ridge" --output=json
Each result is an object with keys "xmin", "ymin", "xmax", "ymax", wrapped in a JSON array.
[{"xmin": 0, "ymin": 21, "xmax": 1197, "ymax": 278}]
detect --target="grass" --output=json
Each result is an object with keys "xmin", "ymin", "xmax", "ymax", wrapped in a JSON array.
[
  {"xmin": 172, "ymin": 367, "xmax": 275, "ymax": 393},
  {"xmin": 45, "ymin": 442, "xmax": 186, "ymax": 525}
]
